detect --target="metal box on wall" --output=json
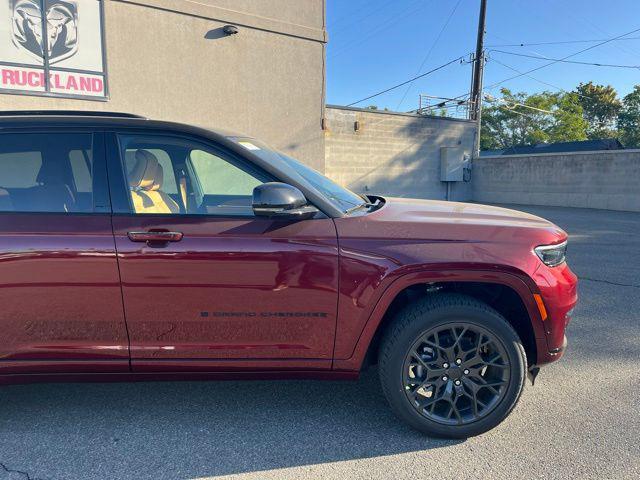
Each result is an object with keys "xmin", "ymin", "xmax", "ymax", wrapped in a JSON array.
[{"xmin": 440, "ymin": 146, "xmax": 465, "ymax": 182}]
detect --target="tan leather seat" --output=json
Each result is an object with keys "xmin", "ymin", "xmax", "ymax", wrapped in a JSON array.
[{"xmin": 129, "ymin": 150, "xmax": 180, "ymax": 214}]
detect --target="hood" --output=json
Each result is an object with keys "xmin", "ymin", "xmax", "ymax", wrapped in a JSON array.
[
  {"xmin": 355, "ymin": 197, "xmax": 566, "ymax": 242},
  {"xmin": 379, "ymin": 197, "xmax": 562, "ymax": 231},
  {"xmin": 332, "ymin": 197, "xmax": 570, "ymax": 293}
]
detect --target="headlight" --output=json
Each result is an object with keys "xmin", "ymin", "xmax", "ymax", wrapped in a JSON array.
[{"xmin": 534, "ymin": 241, "xmax": 567, "ymax": 267}]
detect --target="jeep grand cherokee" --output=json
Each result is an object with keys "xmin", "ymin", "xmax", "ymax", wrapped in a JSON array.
[{"xmin": 0, "ymin": 111, "xmax": 578, "ymax": 438}]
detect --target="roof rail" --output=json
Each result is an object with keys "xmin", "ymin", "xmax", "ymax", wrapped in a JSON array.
[{"xmin": 0, "ymin": 110, "xmax": 147, "ymax": 119}]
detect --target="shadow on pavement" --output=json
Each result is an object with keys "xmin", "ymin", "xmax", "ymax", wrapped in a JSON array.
[{"xmin": 0, "ymin": 369, "xmax": 460, "ymax": 479}]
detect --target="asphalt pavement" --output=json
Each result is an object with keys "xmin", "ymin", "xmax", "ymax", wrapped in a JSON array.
[{"xmin": 0, "ymin": 204, "xmax": 638, "ymax": 480}]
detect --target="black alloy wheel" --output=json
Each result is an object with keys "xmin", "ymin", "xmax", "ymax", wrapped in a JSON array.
[
  {"xmin": 402, "ymin": 323, "xmax": 510, "ymax": 425},
  {"xmin": 378, "ymin": 293, "xmax": 527, "ymax": 438}
]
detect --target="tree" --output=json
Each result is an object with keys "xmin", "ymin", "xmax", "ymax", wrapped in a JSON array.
[
  {"xmin": 575, "ymin": 82, "xmax": 621, "ymax": 139},
  {"xmin": 618, "ymin": 85, "xmax": 640, "ymax": 148},
  {"xmin": 480, "ymin": 88, "xmax": 551, "ymax": 149},
  {"xmin": 480, "ymin": 88, "xmax": 587, "ymax": 150},
  {"xmin": 547, "ymin": 92, "xmax": 588, "ymax": 143}
]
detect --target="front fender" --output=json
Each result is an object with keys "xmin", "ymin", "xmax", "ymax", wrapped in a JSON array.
[{"xmin": 332, "ymin": 267, "xmax": 545, "ymax": 372}]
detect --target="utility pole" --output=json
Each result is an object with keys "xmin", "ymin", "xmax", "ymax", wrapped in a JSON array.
[{"xmin": 471, "ymin": 0, "xmax": 487, "ymax": 158}]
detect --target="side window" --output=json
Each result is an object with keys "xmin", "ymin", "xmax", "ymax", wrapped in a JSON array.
[
  {"xmin": 190, "ymin": 150, "xmax": 263, "ymax": 196},
  {"xmin": 0, "ymin": 133, "xmax": 94, "ymax": 213},
  {"xmin": 118, "ymin": 135, "xmax": 269, "ymax": 216},
  {"xmin": 69, "ymin": 150, "xmax": 92, "ymax": 192}
]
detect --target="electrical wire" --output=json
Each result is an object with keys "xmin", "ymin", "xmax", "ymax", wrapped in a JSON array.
[
  {"xmin": 346, "ymin": 55, "xmax": 467, "ymax": 107},
  {"xmin": 487, "ymin": 96, "xmax": 555, "ymax": 115},
  {"xmin": 395, "ymin": 0, "xmax": 462, "ymax": 110},
  {"xmin": 490, "ymin": 49, "xmax": 640, "ymax": 69},
  {"xmin": 485, "ymin": 36, "xmax": 640, "ymax": 48},
  {"xmin": 329, "ymin": 0, "xmax": 398, "ymax": 34},
  {"xmin": 484, "ymin": 26, "xmax": 640, "ymax": 91},
  {"xmin": 488, "ymin": 56, "xmax": 599, "ymax": 101},
  {"xmin": 329, "ymin": 0, "xmax": 423, "ymax": 58}
]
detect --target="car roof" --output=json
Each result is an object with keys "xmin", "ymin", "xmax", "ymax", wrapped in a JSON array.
[{"xmin": 0, "ymin": 110, "xmax": 234, "ymax": 137}]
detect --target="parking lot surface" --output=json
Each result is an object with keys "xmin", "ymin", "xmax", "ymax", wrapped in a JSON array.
[{"xmin": 0, "ymin": 205, "xmax": 638, "ymax": 480}]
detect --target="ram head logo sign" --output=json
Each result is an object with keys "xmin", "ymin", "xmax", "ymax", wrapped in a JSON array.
[{"xmin": 12, "ymin": 0, "xmax": 78, "ymax": 64}]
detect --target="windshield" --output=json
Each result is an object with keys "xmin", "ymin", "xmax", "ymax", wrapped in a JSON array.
[{"xmin": 228, "ymin": 137, "xmax": 367, "ymax": 213}]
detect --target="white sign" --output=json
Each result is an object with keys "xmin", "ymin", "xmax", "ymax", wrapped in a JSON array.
[{"xmin": 0, "ymin": 0, "xmax": 107, "ymax": 99}]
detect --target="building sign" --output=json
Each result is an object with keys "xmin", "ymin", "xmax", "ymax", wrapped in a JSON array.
[{"xmin": 0, "ymin": 0, "xmax": 107, "ymax": 99}]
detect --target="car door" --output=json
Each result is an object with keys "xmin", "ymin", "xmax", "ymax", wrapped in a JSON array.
[
  {"xmin": 0, "ymin": 130, "xmax": 129, "ymax": 374},
  {"xmin": 107, "ymin": 132, "xmax": 339, "ymax": 372}
]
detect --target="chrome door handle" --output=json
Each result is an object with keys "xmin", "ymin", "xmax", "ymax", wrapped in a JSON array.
[{"xmin": 127, "ymin": 231, "xmax": 183, "ymax": 243}]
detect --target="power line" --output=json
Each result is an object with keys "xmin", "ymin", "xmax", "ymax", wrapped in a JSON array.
[
  {"xmin": 496, "ymin": 105, "xmax": 541, "ymax": 120},
  {"xmin": 329, "ymin": 0, "xmax": 397, "ymax": 33},
  {"xmin": 490, "ymin": 49, "xmax": 640, "ymax": 69},
  {"xmin": 483, "ymin": 25, "xmax": 640, "ymax": 91},
  {"xmin": 395, "ymin": 0, "xmax": 462, "ymax": 110},
  {"xmin": 485, "ymin": 36, "xmax": 640, "ymax": 48},
  {"xmin": 554, "ymin": 2, "xmax": 640, "ymax": 59},
  {"xmin": 329, "ymin": 0, "xmax": 423, "ymax": 58},
  {"xmin": 488, "ymin": 56, "xmax": 590, "ymax": 99},
  {"xmin": 346, "ymin": 55, "xmax": 467, "ymax": 107},
  {"xmin": 486, "ymin": 95, "xmax": 555, "ymax": 115}
]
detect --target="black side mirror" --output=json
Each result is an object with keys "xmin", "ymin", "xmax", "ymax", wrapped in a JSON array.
[{"xmin": 252, "ymin": 182, "xmax": 318, "ymax": 220}]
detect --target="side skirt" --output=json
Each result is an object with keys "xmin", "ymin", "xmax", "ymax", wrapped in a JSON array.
[{"xmin": 0, "ymin": 370, "xmax": 360, "ymax": 386}]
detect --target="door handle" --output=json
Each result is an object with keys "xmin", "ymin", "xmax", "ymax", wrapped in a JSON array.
[{"xmin": 127, "ymin": 231, "xmax": 183, "ymax": 243}]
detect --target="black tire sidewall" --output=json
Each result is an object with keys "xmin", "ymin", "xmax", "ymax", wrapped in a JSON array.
[{"xmin": 379, "ymin": 298, "xmax": 527, "ymax": 438}]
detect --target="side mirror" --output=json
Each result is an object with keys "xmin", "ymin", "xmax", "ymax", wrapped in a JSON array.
[{"xmin": 252, "ymin": 182, "xmax": 318, "ymax": 220}]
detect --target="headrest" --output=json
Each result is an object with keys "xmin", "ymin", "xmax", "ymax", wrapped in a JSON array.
[
  {"xmin": 128, "ymin": 150, "xmax": 164, "ymax": 191},
  {"xmin": 36, "ymin": 159, "xmax": 67, "ymax": 185}
]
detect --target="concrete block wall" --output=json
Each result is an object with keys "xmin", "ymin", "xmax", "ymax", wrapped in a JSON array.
[
  {"xmin": 324, "ymin": 106, "xmax": 476, "ymax": 201},
  {"xmin": 473, "ymin": 150, "xmax": 640, "ymax": 212}
]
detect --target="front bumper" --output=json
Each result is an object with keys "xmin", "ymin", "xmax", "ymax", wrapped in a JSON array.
[{"xmin": 532, "ymin": 263, "xmax": 578, "ymax": 365}]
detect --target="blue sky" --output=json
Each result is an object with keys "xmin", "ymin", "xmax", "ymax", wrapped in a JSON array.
[{"xmin": 326, "ymin": 0, "xmax": 640, "ymax": 112}]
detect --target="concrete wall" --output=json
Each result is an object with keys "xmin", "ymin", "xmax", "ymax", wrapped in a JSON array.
[
  {"xmin": 324, "ymin": 106, "xmax": 476, "ymax": 201},
  {"xmin": 473, "ymin": 150, "xmax": 640, "ymax": 212},
  {"xmin": 0, "ymin": 0, "xmax": 327, "ymax": 170}
]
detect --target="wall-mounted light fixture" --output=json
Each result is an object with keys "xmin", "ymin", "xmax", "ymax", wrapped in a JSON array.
[{"xmin": 223, "ymin": 25, "xmax": 239, "ymax": 35}]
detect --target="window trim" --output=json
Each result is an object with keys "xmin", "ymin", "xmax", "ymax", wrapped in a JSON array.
[
  {"xmin": 0, "ymin": 129, "xmax": 108, "ymax": 215},
  {"xmin": 109, "ymin": 131, "xmax": 323, "ymax": 219}
]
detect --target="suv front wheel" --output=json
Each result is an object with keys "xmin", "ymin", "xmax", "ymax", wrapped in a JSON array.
[{"xmin": 378, "ymin": 293, "xmax": 527, "ymax": 438}]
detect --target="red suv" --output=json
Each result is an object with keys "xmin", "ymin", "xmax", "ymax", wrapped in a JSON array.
[{"xmin": 0, "ymin": 111, "xmax": 577, "ymax": 438}]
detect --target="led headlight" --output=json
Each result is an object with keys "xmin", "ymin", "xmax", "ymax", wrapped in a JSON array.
[{"xmin": 534, "ymin": 241, "xmax": 567, "ymax": 267}]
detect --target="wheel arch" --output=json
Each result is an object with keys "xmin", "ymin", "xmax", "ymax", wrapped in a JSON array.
[{"xmin": 333, "ymin": 270, "xmax": 545, "ymax": 372}]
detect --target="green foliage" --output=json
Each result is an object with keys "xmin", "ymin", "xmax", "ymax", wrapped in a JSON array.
[
  {"xmin": 479, "ymin": 81, "xmax": 640, "ymax": 151},
  {"xmin": 575, "ymin": 82, "xmax": 622, "ymax": 139},
  {"xmin": 618, "ymin": 86, "xmax": 640, "ymax": 148},
  {"xmin": 548, "ymin": 92, "xmax": 589, "ymax": 143},
  {"xmin": 480, "ymin": 88, "xmax": 587, "ymax": 150}
]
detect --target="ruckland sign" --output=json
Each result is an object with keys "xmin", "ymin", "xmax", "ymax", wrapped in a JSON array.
[{"xmin": 0, "ymin": 0, "xmax": 107, "ymax": 99}]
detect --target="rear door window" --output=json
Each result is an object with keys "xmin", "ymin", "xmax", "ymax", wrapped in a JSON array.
[{"xmin": 0, "ymin": 133, "xmax": 95, "ymax": 213}]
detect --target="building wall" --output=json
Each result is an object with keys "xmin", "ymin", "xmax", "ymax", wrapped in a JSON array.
[
  {"xmin": 324, "ymin": 106, "xmax": 476, "ymax": 201},
  {"xmin": 473, "ymin": 150, "xmax": 640, "ymax": 212},
  {"xmin": 0, "ymin": 0, "xmax": 327, "ymax": 170}
]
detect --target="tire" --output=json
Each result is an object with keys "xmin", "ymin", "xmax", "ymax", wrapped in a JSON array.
[{"xmin": 378, "ymin": 293, "xmax": 527, "ymax": 438}]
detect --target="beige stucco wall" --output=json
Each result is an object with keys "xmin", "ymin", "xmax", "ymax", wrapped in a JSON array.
[
  {"xmin": 324, "ymin": 106, "xmax": 476, "ymax": 201},
  {"xmin": 0, "ymin": 0, "xmax": 327, "ymax": 170},
  {"xmin": 195, "ymin": 0, "xmax": 325, "ymax": 30}
]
